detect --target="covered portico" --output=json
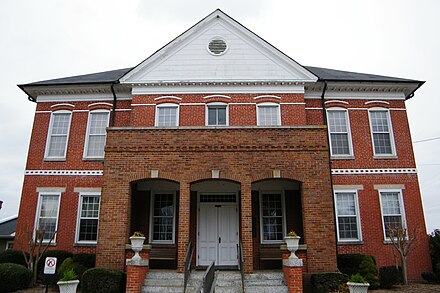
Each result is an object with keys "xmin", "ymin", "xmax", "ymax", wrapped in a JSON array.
[{"xmin": 96, "ymin": 126, "xmax": 337, "ymax": 275}]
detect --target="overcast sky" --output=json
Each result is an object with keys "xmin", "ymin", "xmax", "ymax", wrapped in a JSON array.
[{"xmin": 0, "ymin": 0, "xmax": 439, "ymax": 232}]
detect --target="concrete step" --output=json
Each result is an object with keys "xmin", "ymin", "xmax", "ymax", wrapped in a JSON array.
[
  {"xmin": 147, "ymin": 270, "xmax": 184, "ymax": 280},
  {"xmin": 215, "ymin": 287, "xmax": 242, "ymax": 293},
  {"xmin": 244, "ymin": 285, "xmax": 288, "ymax": 293},
  {"xmin": 244, "ymin": 278, "xmax": 285, "ymax": 286},
  {"xmin": 244, "ymin": 271, "xmax": 284, "ymax": 280}
]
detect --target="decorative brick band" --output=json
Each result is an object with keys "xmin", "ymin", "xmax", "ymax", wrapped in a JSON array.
[
  {"xmin": 331, "ymin": 168, "xmax": 417, "ymax": 175},
  {"xmin": 25, "ymin": 170, "xmax": 103, "ymax": 176}
]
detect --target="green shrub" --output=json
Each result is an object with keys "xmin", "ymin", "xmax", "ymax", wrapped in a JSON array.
[
  {"xmin": 58, "ymin": 257, "xmax": 74, "ymax": 276},
  {"xmin": 337, "ymin": 254, "xmax": 366, "ymax": 276},
  {"xmin": 59, "ymin": 268, "xmax": 78, "ymax": 281},
  {"xmin": 0, "ymin": 250, "xmax": 29, "ymax": 267},
  {"xmin": 380, "ymin": 266, "xmax": 402, "ymax": 288},
  {"xmin": 338, "ymin": 254, "xmax": 379, "ymax": 289},
  {"xmin": 349, "ymin": 273, "xmax": 367, "ymax": 283},
  {"xmin": 311, "ymin": 272, "xmax": 349, "ymax": 293},
  {"xmin": 359, "ymin": 255, "xmax": 379, "ymax": 289},
  {"xmin": 421, "ymin": 271, "xmax": 438, "ymax": 284},
  {"xmin": 73, "ymin": 262, "xmax": 88, "ymax": 285},
  {"xmin": 73, "ymin": 253, "xmax": 96, "ymax": 268},
  {"xmin": 0, "ymin": 263, "xmax": 32, "ymax": 293},
  {"xmin": 81, "ymin": 268, "xmax": 126, "ymax": 293},
  {"xmin": 38, "ymin": 250, "xmax": 73, "ymax": 285}
]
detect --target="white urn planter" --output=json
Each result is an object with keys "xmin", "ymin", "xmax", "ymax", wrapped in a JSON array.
[
  {"xmin": 57, "ymin": 280, "xmax": 80, "ymax": 293},
  {"xmin": 347, "ymin": 282, "xmax": 370, "ymax": 293},
  {"xmin": 284, "ymin": 236, "xmax": 301, "ymax": 259},
  {"xmin": 130, "ymin": 236, "xmax": 146, "ymax": 260}
]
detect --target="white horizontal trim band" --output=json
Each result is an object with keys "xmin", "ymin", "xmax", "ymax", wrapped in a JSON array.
[
  {"xmin": 332, "ymin": 168, "xmax": 417, "ymax": 175},
  {"xmin": 25, "ymin": 170, "xmax": 103, "ymax": 176}
]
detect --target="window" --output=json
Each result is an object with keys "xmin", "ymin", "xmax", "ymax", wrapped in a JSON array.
[
  {"xmin": 257, "ymin": 103, "xmax": 280, "ymax": 126},
  {"xmin": 334, "ymin": 191, "xmax": 361, "ymax": 241},
  {"xmin": 260, "ymin": 192, "xmax": 285, "ymax": 243},
  {"xmin": 207, "ymin": 104, "xmax": 227, "ymax": 126},
  {"xmin": 369, "ymin": 109, "xmax": 396, "ymax": 156},
  {"xmin": 150, "ymin": 192, "xmax": 175, "ymax": 243},
  {"xmin": 76, "ymin": 193, "xmax": 100, "ymax": 243},
  {"xmin": 35, "ymin": 193, "xmax": 61, "ymax": 242},
  {"xmin": 84, "ymin": 111, "xmax": 110, "ymax": 159},
  {"xmin": 156, "ymin": 104, "xmax": 179, "ymax": 126},
  {"xmin": 6, "ymin": 241, "xmax": 13, "ymax": 250},
  {"xmin": 379, "ymin": 190, "xmax": 406, "ymax": 240},
  {"xmin": 327, "ymin": 109, "xmax": 353, "ymax": 156},
  {"xmin": 45, "ymin": 111, "xmax": 72, "ymax": 159}
]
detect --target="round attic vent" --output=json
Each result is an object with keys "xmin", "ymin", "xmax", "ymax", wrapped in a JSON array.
[{"xmin": 208, "ymin": 38, "xmax": 227, "ymax": 56}]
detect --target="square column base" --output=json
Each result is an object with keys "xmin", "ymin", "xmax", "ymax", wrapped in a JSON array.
[
  {"xmin": 126, "ymin": 259, "xmax": 149, "ymax": 293},
  {"xmin": 283, "ymin": 258, "xmax": 303, "ymax": 293}
]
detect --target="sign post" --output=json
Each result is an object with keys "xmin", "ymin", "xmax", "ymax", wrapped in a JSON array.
[{"xmin": 43, "ymin": 257, "xmax": 57, "ymax": 293}]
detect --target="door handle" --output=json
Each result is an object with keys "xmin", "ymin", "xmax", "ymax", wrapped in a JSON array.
[{"xmin": 219, "ymin": 237, "xmax": 221, "ymax": 243}]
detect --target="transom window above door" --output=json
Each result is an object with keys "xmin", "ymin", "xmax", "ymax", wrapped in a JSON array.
[{"xmin": 207, "ymin": 104, "xmax": 227, "ymax": 126}]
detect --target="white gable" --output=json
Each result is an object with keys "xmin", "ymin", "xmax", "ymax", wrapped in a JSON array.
[{"xmin": 120, "ymin": 10, "xmax": 317, "ymax": 84}]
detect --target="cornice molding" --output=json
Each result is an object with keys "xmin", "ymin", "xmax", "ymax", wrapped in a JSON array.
[
  {"xmin": 25, "ymin": 170, "xmax": 103, "ymax": 176},
  {"xmin": 331, "ymin": 168, "xmax": 417, "ymax": 175}
]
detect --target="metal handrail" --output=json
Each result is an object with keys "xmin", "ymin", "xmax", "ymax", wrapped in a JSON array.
[
  {"xmin": 184, "ymin": 239, "xmax": 194, "ymax": 293},
  {"xmin": 202, "ymin": 261, "xmax": 216, "ymax": 293},
  {"xmin": 237, "ymin": 241, "xmax": 244, "ymax": 292}
]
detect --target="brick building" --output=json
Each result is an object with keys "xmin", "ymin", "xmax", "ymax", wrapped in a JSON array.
[{"xmin": 15, "ymin": 9, "xmax": 430, "ymax": 284}]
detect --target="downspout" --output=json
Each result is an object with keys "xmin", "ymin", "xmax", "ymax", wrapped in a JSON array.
[
  {"xmin": 320, "ymin": 81, "xmax": 340, "ymax": 258},
  {"xmin": 110, "ymin": 83, "xmax": 118, "ymax": 127}
]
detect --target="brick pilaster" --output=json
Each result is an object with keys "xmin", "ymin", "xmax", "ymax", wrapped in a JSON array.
[
  {"xmin": 177, "ymin": 181, "xmax": 190, "ymax": 272},
  {"xmin": 125, "ymin": 252, "xmax": 150, "ymax": 293},
  {"xmin": 240, "ymin": 180, "xmax": 253, "ymax": 273},
  {"xmin": 283, "ymin": 258, "xmax": 303, "ymax": 293}
]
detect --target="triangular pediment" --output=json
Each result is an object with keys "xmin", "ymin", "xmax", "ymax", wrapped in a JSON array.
[{"xmin": 120, "ymin": 9, "xmax": 317, "ymax": 84}]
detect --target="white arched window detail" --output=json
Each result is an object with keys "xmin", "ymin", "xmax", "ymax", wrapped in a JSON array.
[
  {"xmin": 256, "ymin": 102, "xmax": 281, "ymax": 126},
  {"xmin": 206, "ymin": 102, "xmax": 228, "ymax": 126},
  {"xmin": 368, "ymin": 108, "xmax": 396, "ymax": 157},
  {"xmin": 326, "ymin": 107, "xmax": 354, "ymax": 157},
  {"xmin": 155, "ymin": 103, "xmax": 179, "ymax": 127},
  {"xmin": 44, "ymin": 110, "xmax": 72, "ymax": 160},
  {"xmin": 83, "ymin": 110, "xmax": 110, "ymax": 159}
]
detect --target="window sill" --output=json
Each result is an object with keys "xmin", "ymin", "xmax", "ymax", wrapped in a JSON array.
[
  {"xmin": 373, "ymin": 155, "xmax": 398, "ymax": 160},
  {"xmin": 74, "ymin": 242, "xmax": 97, "ymax": 247},
  {"xmin": 82, "ymin": 157, "xmax": 104, "ymax": 162},
  {"xmin": 331, "ymin": 155, "xmax": 355, "ymax": 160},
  {"xmin": 44, "ymin": 158, "xmax": 66, "ymax": 162},
  {"xmin": 338, "ymin": 241, "xmax": 363, "ymax": 245}
]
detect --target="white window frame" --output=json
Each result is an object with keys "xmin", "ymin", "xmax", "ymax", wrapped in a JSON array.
[
  {"xmin": 83, "ymin": 110, "xmax": 110, "ymax": 160},
  {"xmin": 34, "ymin": 191, "xmax": 62, "ymax": 244},
  {"xmin": 259, "ymin": 190, "xmax": 286, "ymax": 244},
  {"xmin": 5, "ymin": 241, "xmax": 13, "ymax": 250},
  {"xmin": 256, "ymin": 103, "xmax": 281, "ymax": 126},
  {"xmin": 206, "ymin": 102, "xmax": 229, "ymax": 126},
  {"xmin": 368, "ymin": 108, "xmax": 397, "ymax": 157},
  {"xmin": 44, "ymin": 110, "xmax": 72, "ymax": 160},
  {"xmin": 75, "ymin": 192, "xmax": 101, "ymax": 244},
  {"xmin": 326, "ymin": 108, "xmax": 354, "ymax": 157},
  {"xmin": 149, "ymin": 191, "xmax": 176, "ymax": 244},
  {"xmin": 333, "ymin": 190, "xmax": 362, "ymax": 242},
  {"xmin": 378, "ymin": 189, "xmax": 407, "ymax": 241},
  {"xmin": 155, "ymin": 103, "xmax": 179, "ymax": 127}
]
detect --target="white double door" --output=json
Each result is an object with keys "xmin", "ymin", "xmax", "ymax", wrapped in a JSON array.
[{"xmin": 198, "ymin": 203, "xmax": 239, "ymax": 266}]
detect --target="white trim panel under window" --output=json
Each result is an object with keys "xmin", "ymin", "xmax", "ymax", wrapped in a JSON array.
[
  {"xmin": 256, "ymin": 103, "xmax": 281, "ymax": 126},
  {"xmin": 334, "ymin": 190, "xmax": 362, "ymax": 242},
  {"xmin": 206, "ymin": 102, "xmax": 228, "ymax": 126},
  {"xmin": 83, "ymin": 110, "xmax": 110, "ymax": 159},
  {"xmin": 155, "ymin": 103, "xmax": 179, "ymax": 127},
  {"xmin": 35, "ymin": 192, "xmax": 61, "ymax": 243},
  {"xmin": 44, "ymin": 111, "xmax": 72, "ymax": 160},
  {"xmin": 75, "ymin": 192, "xmax": 101, "ymax": 244},
  {"xmin": 368, "ymin": 108, "xmax": 396, "ymax": 157},
  {"xmin": 379, "ymin": 189, "xmax": 407, "ymax": 241},
  {"xmin": 327, "ymin": 108, "xmax": 354, "ymax": 157},
  {"xmin": 149, "ymin": 191, "xmax": 176, "ymax": 244},
  {"xmin": 259, "ymin": 191, "xmax": 286, "ymax": 244}
]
